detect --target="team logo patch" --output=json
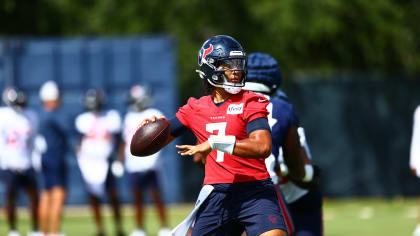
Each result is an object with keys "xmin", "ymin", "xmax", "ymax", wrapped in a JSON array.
[
  {"xmin": 227, "ymin": 103, "xmax": 243, "ymax": 114},
  {"xmin": 200, "ymin": 44, "xmax": 214, "ymax": 66},
  {"xmin": 258, "ymin": 98, "xmax": 267, "ymax": 103},
  {"xmin": 268, "ymin": 215, "xmax": 277, "ymax": 224}
]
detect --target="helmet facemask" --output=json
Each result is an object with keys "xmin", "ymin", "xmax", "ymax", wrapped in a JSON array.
[
  {"xmin": 84, "ymin": 89, "xmax": 105, "ymax": 112},
  {"xmin": 198, "ymin": 56, "xmax": 247, "ymax": 94},
  {"xmin": 2, "ymin": 87, "xmax": 27, "ymax": 111}
]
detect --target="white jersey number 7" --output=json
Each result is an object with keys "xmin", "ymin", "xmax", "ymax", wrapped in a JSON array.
[{"xmin": 206, "ymin": 122, "xmax": 227, "ymax": 162}]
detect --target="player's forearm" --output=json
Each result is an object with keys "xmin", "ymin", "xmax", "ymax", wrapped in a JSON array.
[
  {"xmin": 233, "ymin": 130, "xmax": 272, "ymax": 159},
  {"xmin": 283, "ymin": 127, "xmax": 305, "ymax": 181},
  {"xmin": 300, "ymin": 146, "xmax": 312, "ymax": 165},
  {"xmin": 205, "ymin": 130, "xmax": 271, "ymax": 159},
  {"xmin": 283, "ymin": 152, "xmax": 305, "ymax": 181},
  {"xmin": 233, "ymin": 139, "xmax": 271, "ymax": 158},
  {"xmin": 193, "ymin": 152, "xmax": 206, "ymax": 171},
  {"xmin": 117, "ymin": 141, "xmax": 126, "ymax": 162}
]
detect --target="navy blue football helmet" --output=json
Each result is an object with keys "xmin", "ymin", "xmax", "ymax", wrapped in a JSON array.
[
  {"xmin": 84, "ymin": 88, "xmax": 105, "ymax": 111},
  {"xmin": 2, "ymin": 87, "xmax": 27, "ymax": 108},
  {"xmin": 243, "ymin": 52, "xmax": 282, "ymax": 94},
  {"xmin": 196, "ymin": 35, "xmax": 247, "ymax": 94},
  {"xmin": 127, "ymin": 85, "xmax": 151, "ymax": 111}
]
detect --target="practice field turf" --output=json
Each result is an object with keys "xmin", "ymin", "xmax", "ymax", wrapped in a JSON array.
[{"xmin": 0, "ymin": 198, "xmax": 418, "ymax": 236}]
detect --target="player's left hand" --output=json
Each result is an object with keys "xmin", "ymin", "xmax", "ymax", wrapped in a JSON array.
[
  {"xmin": 292, "ymin": 165, "xmax": 322, "ymax": 191},
  {"xmin": 176, "ymin": 141, "xmax": 212, "ymax": 157},
  {"xmin": 111, "ymin": 160, "xmax": 124, "ymax": 177}
]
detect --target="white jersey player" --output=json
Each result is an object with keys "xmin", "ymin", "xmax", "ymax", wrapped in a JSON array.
[
  {"xmin": 0, "ymin": 106, "xmax": 38, "ymax": 171},
  {"xmin": 118, "ymin": 85, "xmax": 170, "ymax": 236},
  {"xmin": 75, "ymin": 88, "xmax": 124, "ymax": 236},
  {"xmin": 122, "ymin": 108, "xmax": 162, "ymax": 172},
  {"xmin": 75, "ymin": 94, "xmax": 121, "ymax": 196},
  {"xmin": 0, "ymin": 87, "xmax": 42, "ymax": 236}
]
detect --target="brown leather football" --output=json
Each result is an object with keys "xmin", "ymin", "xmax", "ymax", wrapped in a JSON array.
[{"xmin": 130, "ymin": 119, "xmax": 170, "ymax": 157}]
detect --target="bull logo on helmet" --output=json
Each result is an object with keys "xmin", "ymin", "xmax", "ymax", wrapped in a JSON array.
[{"xmin": 199, "ymin": 44, "xmax": 214, "ymax": 66}]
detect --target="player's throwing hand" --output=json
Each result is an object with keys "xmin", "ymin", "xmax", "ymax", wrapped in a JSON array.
[{"xmin": 176, "ymin": 142, "xmax": 212, "ymax": 156}]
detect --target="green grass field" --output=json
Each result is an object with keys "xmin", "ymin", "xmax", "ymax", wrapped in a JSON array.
[{"xmin": 0, "ymin": 198, "xmax": 418, "ymax": 236}]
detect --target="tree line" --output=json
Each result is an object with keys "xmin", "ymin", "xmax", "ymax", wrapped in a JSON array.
[{"xmin": 1, "ymin": 0, "xmax": 419, "ymax": 100}]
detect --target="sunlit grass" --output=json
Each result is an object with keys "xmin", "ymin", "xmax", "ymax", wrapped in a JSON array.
[{"xmin": 0, "ymin": 198, "xmax": 418, "ymax": 236}]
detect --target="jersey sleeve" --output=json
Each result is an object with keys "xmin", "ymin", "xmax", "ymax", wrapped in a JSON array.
[
  {"xmin": 121, "ymin": 114, "xmax": 129, "ymax": 142},
  {"xmin": 243, "ymin": 94, "xmax": 269, "ymax": 123},
  {"xmin": 24, "ymin": 109, "xmax": 38, "ymax": 151},
  {"xmin": 289, "ymin": 103, "xmax": 300, "ymax": 127},
  {"xmin": 75, "ymin": 113, "xmax": 87, "ymax": 135},
  {"xmin": 25, "ymin": 109, "xmax": 39, "ymax": 135},
  {"xmin": 269, "ymin": 98, "xmax": 300, "ymax": 159},
  {"xmin": 169, "ymin": 116, "xmax": 188, "ymax": 137},
  {"xmin": 107, "ymin": 110, "xmax": 122, "ymax": 134},
  {"xmin": 175, "ymin": 98, "xmax": 196, "ymax": 129}
]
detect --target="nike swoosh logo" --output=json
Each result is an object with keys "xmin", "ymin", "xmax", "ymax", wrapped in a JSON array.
[{"xmin": 258, "ymin": 98, "xmax": 267, "ymax": 102}]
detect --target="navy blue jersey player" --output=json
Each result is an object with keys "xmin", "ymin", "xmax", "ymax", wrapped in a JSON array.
[
  {"xmin": 38, "ymin": 81, "xmax": 69, "ymax": 235},
  {"xmin": 243, "ymin": 53, "xmax": 323, "ymax": 236}
]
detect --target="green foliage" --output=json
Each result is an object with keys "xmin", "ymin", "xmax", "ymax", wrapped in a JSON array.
[{"xmin": 1, "ymin": 0, "xmax": 419, "ymax": 100}]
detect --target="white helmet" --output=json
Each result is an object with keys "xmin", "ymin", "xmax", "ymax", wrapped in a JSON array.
[{"xmin": 39, "ymin": 80, "xmax": 60, "ymax": 102}]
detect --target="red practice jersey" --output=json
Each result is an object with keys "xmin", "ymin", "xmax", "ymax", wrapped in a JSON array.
[{"xmin": 176, "ymin": 90, "xmax": 270, "ymax": 184}]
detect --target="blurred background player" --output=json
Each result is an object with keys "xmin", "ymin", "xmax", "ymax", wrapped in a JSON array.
[
  {"xmin": 410, "ymin": 105, "xmax": 420, "ymax": 236},
  {"xmin": 38, "ymin": 80, "xmax": 69, "ymax": 236},
  {"xmin": 243, "ymin": 52, "xmax": 323, "ymax": 236},
  {"xmin": 0, "ymin": 87, "xmax": 42, "ymax": 236},
  {"xmin": 75, "ymin": 88, "xmax": 125, "ymax": 236},
  {"xmin": 117, "ymin": 85, "xmax": 170, "ymax": 236}
]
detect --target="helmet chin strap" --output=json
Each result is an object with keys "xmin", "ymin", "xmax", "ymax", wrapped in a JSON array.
[
  {"xmin": 224, "ymin": 86, "xmax": 242, "ymax": 94},
  {"xmin": 207, "ymin": 78, "xmax": 243, "ymax": 94},
  {"xmin": 206, "ymin": 74, "xmax": 244, "ymax": 94},
  {"xmin": 221, "ymin": 74, "xmax": 243, "ymax": 94}
]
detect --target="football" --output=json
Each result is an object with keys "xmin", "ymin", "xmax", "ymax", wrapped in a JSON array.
[{"xmin": 130, "ymin": 119, "xmax": 170, "ymax": 157}]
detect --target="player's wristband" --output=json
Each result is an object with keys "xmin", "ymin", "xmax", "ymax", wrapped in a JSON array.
[
  {"xmin": 208, "ymin": 135, "xmax": 236, "ymax": 155},
  {"xmin": 302, "ymin": 164, "xmax": 314, "ymax": 182}
]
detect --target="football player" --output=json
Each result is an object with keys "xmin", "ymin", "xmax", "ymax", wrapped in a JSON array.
[
  {"xmin": 136, "ymin": 35, "xmax": 312, "ymax": 236},
  {"xmin": 117, "ymin": 85, "xmax": 170, "ymax": 236},
  {"xmin": 37, "ymin": 80, "xmax": 69, "ymax": 236},
  {"xmin": 75, "ymin": 89, "xmax": 124, "ymax": 236},
  {"xmin": 410, "ymin": 105, "xmax": 420, "ymax": 236},
  {"xmin": 0, "ymin": 87, "xmax": 42, "ymax": 236},
  {"xmin": 243, "ymin": 52, "xmax": 323, "ymax": 236}
]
